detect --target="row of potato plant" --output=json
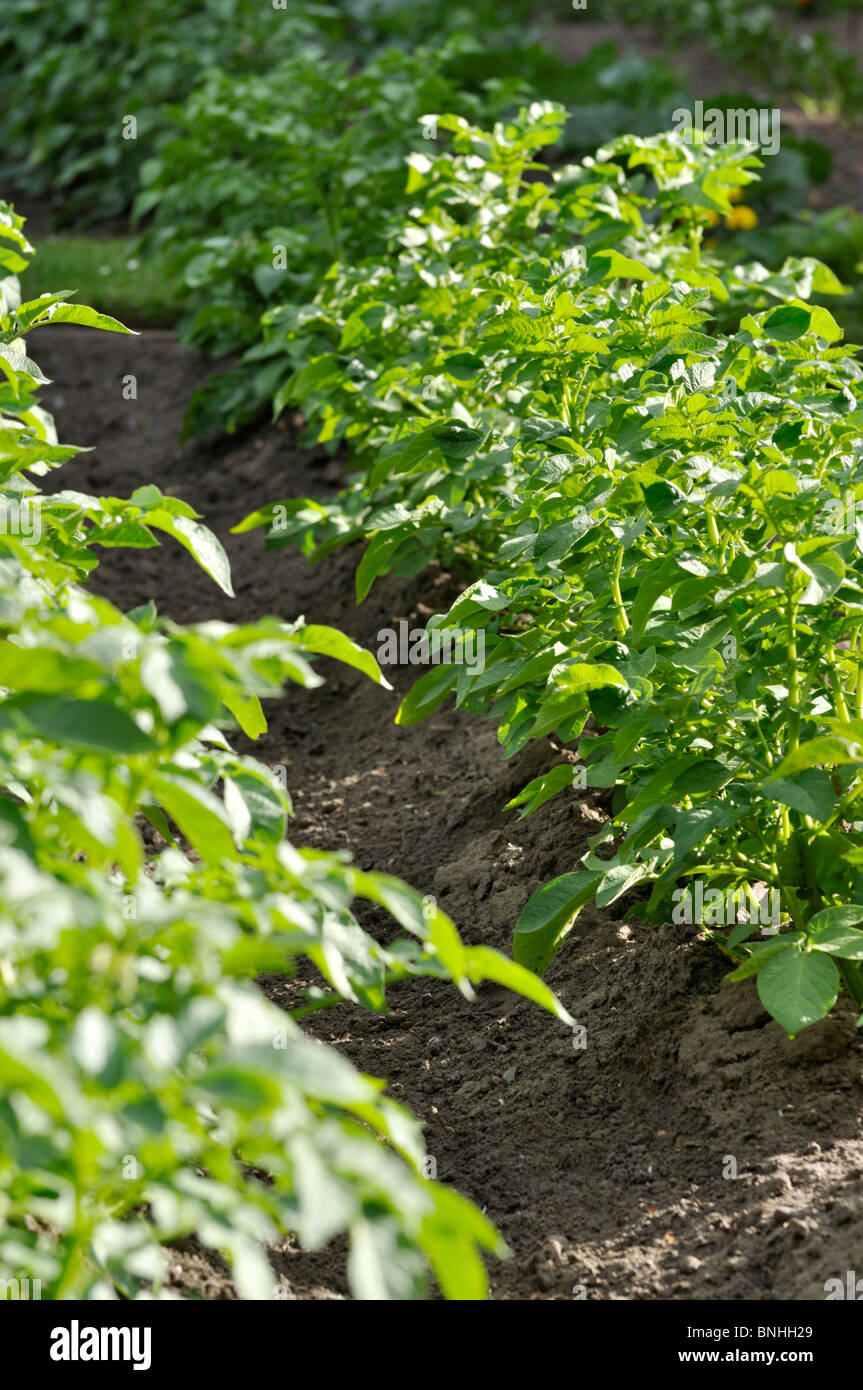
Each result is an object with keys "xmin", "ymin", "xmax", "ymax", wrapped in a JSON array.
[
  {"xmin": 240, "ymin": 107, "xmax": 863, "ymax": 1037},
  {"xmin": 8, "ymin": 1, "xmax": 834, "ymax": 439},
  {"xmin": 133, "ymin": 39, "xmax": 534, "ymax": 435},
  {"xmin": 0, "ymin": 202, "xmax": 570, "ymax": 1299},
  {"xmin": 133, "ymin": 44, "xmax": 822, "ymax": 439},
  {"xmin": 4, "ymin": 0, "xmax": 530, "ymax": 221},
  {"xmin": 0, "ymin": 0, "xmax": 556, "ymax": 238}
]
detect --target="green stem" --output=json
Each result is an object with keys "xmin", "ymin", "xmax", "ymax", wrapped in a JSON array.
[
  {"xmin": 562, "ymin": 377, "xmax": 575, "ymax": 436},
  {"xmin": 782, "ymin": 886, "xmax": 808, "ymax": 933},
  {"xmin": 852, "ymin": 628, "xmax": 863, "ymax": 719},
  {"xmin": 706, "ymin": 509, "xmax": 720, "ymax": 550},
  {"xmin": 833, "ymin": 668, "xmax": 851, "ymax": 722},
  {"xmin": 837, "ymin": 957, "xmax": 863, "ymax": 1009},
  {"xmin": 610, "ymin": 545, "xmax": 629, "ymax": 636},
  {"xmin": 786, "ymin": 582, "xmax": 801, "ymax": 755}
]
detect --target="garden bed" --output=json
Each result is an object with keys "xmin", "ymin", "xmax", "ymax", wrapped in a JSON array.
[{"xmin": 38, "ymin": 322, "xmax": 863, "ymax": 1300}]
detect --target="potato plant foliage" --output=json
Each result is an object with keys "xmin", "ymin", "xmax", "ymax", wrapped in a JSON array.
[
  {"xmin": 0, "ymin": 0, "xmax": 318, "ymax": 221},
  {"xmin": 0, "ymin": 0, "xmax": 548, "ymax": 229},
  {"xmin": 241, "ymin": 108, "xmax": 863, "ymax": 1038},
  {"xmin": 134, "ymin": 41, "xmax": 532, "ymax": 434},
  {"xmin": 0, "ymin": 204, "xmax": 572, "ymax": 1299}
]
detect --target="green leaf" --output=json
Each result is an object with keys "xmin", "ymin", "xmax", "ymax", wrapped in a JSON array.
[
  {"xmin": 671, "ymin": 759, "xmax": 730, "ymax": 797},
  {"xmin": 15, "ymin": 696, "xmax": 156, "ymax": 754},
  {"xmin": 396, "ymin": 665, "xmax": 458, "ymax": 727},
  {"xmin": 0, "ymin": 643, "xmax": 101, "ymax": 693},
  {"xmin": 0, "ymin": 800, "xmax": 35, "ymax": 856},
  {"xmin": 505, "ymin": 763, "xmax": 575, "ymax": 819},
  {"xmin": 762, "ymin": 306, "xmax": 812, "ymax": 341},
  {"xmin": 221, "ymin": 689, "xmax": 267, "ymax": 739},
  {"xmin": 430, "ymin": 423, "xmax": 484, "ymax": 459},
  {"xmin": 443, "ymin": 353, "xmax": 482, "ymax": 380},
  {"xmin": 773, "ymin": 733, "xmax": 863, "ymax": 778},
  {"xmin": 302, "ymin": 624, "xmax": 391, "ymax": 689},
  {"xmin": 757, "ymin": 948, "xmax": 839, "ymax": 1036},
  {"xmin": 804, "ymin": 303, "xmax": 842, "ymax": 344},
  {"xmin": 808, "ymin": 903, "xmax": 863, "ymax": 933},
  {"xmin": 279, "ymin": 354, "xmax": 340, "ymax": 408},
  {"xmin": 229, "ymin": 770, "xmax": 288, "ymax": 842},
  {"xmin": 595, "ymin": 861, "xmax": 648, "ymax": 908},
  {"xmin": 151, "ymin": 773, "xmax": 237, "ymax": 861},
  {"xmin": 763, "ymin": 769, "xmax": 835, "ymax": 824},
  {"xmin": 807, "ymin": 905, "xmax": 863, "ymax": 958},
  {"xmin": 554, "ymin": 663, "xmax": 626, "ymax": 695},
  {"xmin": 30, "ymin": 303, "xmax": 134, "ymax": 334},
  {"xmin": 809, "ymin": 926, "xmax": 863, "ymax": 960},
  {"xmin": 356, "ymin": 528, "xmax": 410, "ymax": 603},
  {"xmin": 145, "ymin": 511, "xmax": 234, "ymax": 596},
  {"xmin": 726, "ymin": 933, "xmax": 804, "ymax": 981},
  {"xmin": 232, "ymin": 497, "xmax": 327, "ymax": 536},
  {"xmin": 421, "ymin": 1186, "xmax": 504, "ymax": 1301},
  {"xmin": 589, "ymin": 250, "xmax": 656, "ymax": 283},
  {"xmin": 347, "ymin": 1217, "xmax": 425, "ymax": 1301},
  {"xmin": 463, "ymin": 945, "xmax": 574, "ymax": 1025},
  {"xmin": 513, "ymin": 871, "xmax": 597, "ymax": 976}
]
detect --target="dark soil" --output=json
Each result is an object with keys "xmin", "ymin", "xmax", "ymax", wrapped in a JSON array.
[{"xmin": 34, "ymin": 323, "xmax": 863, "ymax": 1300}]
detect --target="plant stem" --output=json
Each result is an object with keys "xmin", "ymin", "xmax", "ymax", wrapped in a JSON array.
[
  {"xmin": 786, "ymin": 581, "xmax": 801, "ymax": 755},
  {"xmin": 610, "ymin": 545, "xmax": 629, "ymax": 636},
  {"xmin": 706, "ymin": 509, "xmax": 720, "ymax": 550},
  {"xmin": 838, "ymin": 957, "xmax": 863, "ymax": 1009}
]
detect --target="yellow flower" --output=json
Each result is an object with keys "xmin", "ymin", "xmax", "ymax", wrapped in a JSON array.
[
  {"xmin": 725, "ymin": 205, "xmax": 758, "ymax": 231},
  {"xmin": 704, "ymin": 209, "xmax": 721, "ymax": 227}
]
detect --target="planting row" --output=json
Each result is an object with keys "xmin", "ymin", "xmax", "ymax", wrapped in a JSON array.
[
  {"xmin": 0, "ymin": 201, "xmax": 570, "ymax": 1298},
  {"xmin": 236, "ymin": 106, "xmax": 863, "ymax": 1036}
]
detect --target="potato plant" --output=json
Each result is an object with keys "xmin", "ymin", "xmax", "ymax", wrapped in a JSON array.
[
  {"xmin": 122, "ymin": 32, "xmax": 693, "ymax": 436},
  {"xmin": 237, "ymin": 108, "xmax": 805, "ymax": 504},
  {"xmin": 0, "ymin": 0, "xmax": 323, "ymax": 221},
  {"xmin": 0, "ymin": 203, "xmax": 572, "ymax": 1299},
  {"xmin": 241, "ymin": 111, "xmax": 863, "ymax": 1037},
  {"xmin": 133, "ymin": 43, "xmax": 534, "ymax": 434}
]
